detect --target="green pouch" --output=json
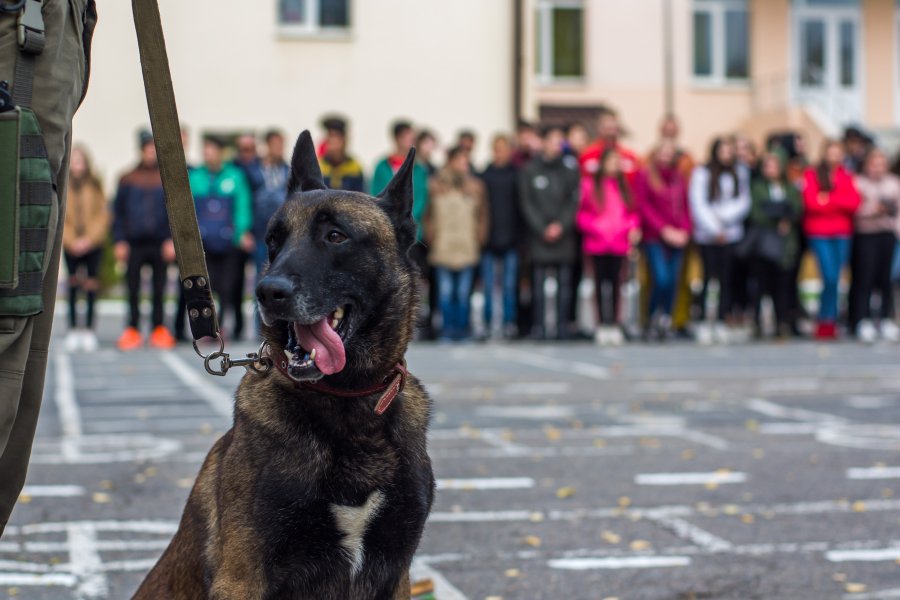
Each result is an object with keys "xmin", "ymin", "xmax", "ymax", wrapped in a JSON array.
[{"xmin": 0, "ymin": 108, "xmax": 20, "ymax": 290}]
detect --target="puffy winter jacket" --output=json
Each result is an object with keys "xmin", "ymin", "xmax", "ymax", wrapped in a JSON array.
[
  {"xmin": 576, "ymin": 177, "xmax": 639, "ymax": 257},
  {"xmin": 689, "ymin": 165, "xmax": 751, "ymax": 244},
  {"xmin": 802, "ymin": 166, "xmax": 861, "ymax": 238}
]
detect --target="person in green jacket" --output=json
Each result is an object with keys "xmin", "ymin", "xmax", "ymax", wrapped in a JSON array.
[
  {"xmin": 749, "ymin": 152, "xmax": 803, "ymax": 338},
  {"xmin": 371, "ymin": 120, "xmax": 430, "ymax": 242},
  {"xmin": 188, "ymin": 135, "xmax": 253, "ymax": 339}
]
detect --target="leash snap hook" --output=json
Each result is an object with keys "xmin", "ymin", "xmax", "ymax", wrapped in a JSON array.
[{"xmin": 197, "ymin": 338, "xmax": 273, "ymax": 377}]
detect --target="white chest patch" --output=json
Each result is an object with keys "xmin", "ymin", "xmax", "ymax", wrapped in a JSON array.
[{"xmin": 330, "ymin": 490, "xmax": 385, "ymax": 577}]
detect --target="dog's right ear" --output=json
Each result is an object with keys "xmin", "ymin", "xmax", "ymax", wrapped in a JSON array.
[
  {"xmin": 287, "ymin": 130, "xmax": 326, "ymax": 195},
  {"xmin": 377, "ymin": 148, "xmax": 417, "ymax": 252}
]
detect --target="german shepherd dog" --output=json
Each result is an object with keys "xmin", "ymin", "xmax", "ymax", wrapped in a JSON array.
[{"xmin": 134, "ymin": 131, "xmax": 435, "ymax": 599}]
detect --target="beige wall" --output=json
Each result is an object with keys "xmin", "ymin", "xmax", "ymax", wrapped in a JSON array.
[
  {"xmin": 863, "ymin": 0, "xmax": 896, "ymax": 127},
  {"xmin": 74, "ymin": 1, "xmax": 513, "ymax": 192}
]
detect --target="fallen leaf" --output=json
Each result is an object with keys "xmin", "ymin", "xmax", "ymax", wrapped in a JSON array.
[
  {"xmin": 133, "ymin": 474, "xmax": 147, "ymax": 484},
  {"xmin": 100, "ymin": 480, "xmax": 114, "ymax": 490},
  {"xmin": 852, "ymin": 501, "xmax": 866, "ymax": 513},
  {"xmin": 543, "ymin": 426, "xmax": 561, "ymax": 442},
  {"xmin": 629, "ymin": 539, "xmax": 651, "ymax": 551},
  {"xmin": 592, "ymin": 439, "xmax": 607, "ymax": 448},
  {"xmin": 601, "ymin": 530, "xmax": 621, "ymax": 544},
  {"xmin": 17, "ymin": 494, "xmax": 31, "ymax": 504},
  {"xmin": 882, "ymin": 488, "xmax": 893, "ymax": 498},
  {"xmin": 741, "ymin": 514, "xmax": 754, "ymax": 524},
  {"xmin": 833, "ymin": 573, "xmax": 847, "ymax": 582},
  {"xmin": 681, "ymin": 449, "xmax": 695, "ymax": 460},
  {"xmin": 723, "ymin": 505, "xmax": 739, "ymax": 515},
  {"xmin": 523, "ymin": 535, "xmax": 541, "ymax": 548},
  {"xmin": 556, "ymin": 486, "xmax": 575, "ymax": 499},
  {"xmin": 91, "ymin": 492, "xmax": 111, "ymax": 504},
  {"xmin": 704, "ymin": 482, "xmax": 719, "ymax": 491},
  {"xmin": 177, "ymin": 478, "xmax": 193, "ymax": 489},
  {"xmin": 845, "ymin": 583, "xmax": 867, "ymax": 594},
  {"xmin": 8, "ymin": 587, "xmax": 19, "ymax": 597},
  {"xmin": 504, "ymin": 568, "xmax": 521, "ymax": 578},
  {"xmin": 500, "ymin": 429, "xmax": 514, "ymax": 442},
  {"xmin": 744, "ymin": 419, "xmax": 760, "ymax": 432},
  {"xmin": 618, "ymin": 496, "xmax": 631, "ymax": 508},
  {"xmin": 529, "ymin": 512, "xmax": 544, "ymax": 523},
  {"xmin": 199, "ymin": 423, "xmax": 213, "ymax": 435}
]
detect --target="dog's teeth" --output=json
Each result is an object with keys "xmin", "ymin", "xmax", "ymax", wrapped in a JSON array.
[
  {"xmin": 334, "ymin": 307, "xmax": 345, "ymax": 320},
  {"xmin": 332, "ymin": 319, "xmax": 339, "ymax": 329},
  {"xmin": 309, "ymin": 348, "xmax": 316, "ymax": 361}
]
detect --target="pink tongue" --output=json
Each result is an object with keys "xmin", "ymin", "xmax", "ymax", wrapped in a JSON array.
[{"xmin": 294, "ymin": 318, "xmax": 346, "ymax": 375}]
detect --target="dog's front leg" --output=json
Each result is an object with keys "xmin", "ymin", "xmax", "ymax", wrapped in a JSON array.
[{"xmin": 207, "ymin": 525, "xmax": 267, "ymax": 600}]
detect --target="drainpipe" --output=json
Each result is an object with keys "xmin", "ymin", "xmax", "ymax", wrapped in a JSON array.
[
  {"xmin": 663, "ymin": 0, "xmax": 675, "ymax": 115},
  {"xmin": 513, "ymin": 0, "xmax": 524, "ymax": 126}
]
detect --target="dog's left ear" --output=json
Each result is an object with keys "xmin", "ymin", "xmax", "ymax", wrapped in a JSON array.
[
  {"xmin": 287, "ymin": 130, "xmax": 327, "ymax": 195},
  {"xmin": 377, "ymin": 147, "xmax": 417, "ymax": 251}
]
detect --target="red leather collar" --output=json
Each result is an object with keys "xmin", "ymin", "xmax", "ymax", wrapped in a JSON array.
[{"xmin": 268, "ymin": 348, "xmax": 408, "ymax": 416}]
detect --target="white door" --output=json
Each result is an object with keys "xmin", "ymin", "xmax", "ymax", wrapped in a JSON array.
[{"xmin": 793, "ymin": 3, "xmax": 863, "ymax": 127}]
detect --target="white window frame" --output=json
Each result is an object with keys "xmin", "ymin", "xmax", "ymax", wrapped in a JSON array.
[
  {"xmin": 692, "ymin": 0, "xmax": 750, "ymax": 87},
  {"xmin": 277, "ymin": 0, "xmax": 352, "ymax": 40},
  {"xmin": 535, "ymin": 0, "xmax": 585, "ymax": 86}
]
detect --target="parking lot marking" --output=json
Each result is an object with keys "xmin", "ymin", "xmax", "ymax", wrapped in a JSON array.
[
  {"xmin": 646, "ymin": 514, "xmax": 733, "ymax": 552},
  {"xmin": 495, "ymin": 348, "xmax": 610, "ymax": 380},
  {"xmin": 635, "ymin": 471, "xmax": 747, "ymax": 486},
  {"xmin": 827, "ymin": 547, "xmax": 900, "ymax": 562},
  {"xmin": 846, "ymin": 466, "xmax": 900, "ymax": 480},
  {"xmin": 68, "ymin": 522, "xmax": 107, "ymax": 598},
  {"xmin": 159, "ymin": 352, "xmax": 233, "ymax": 418},
  {"xmin": 548, "ymin": 556, "xmax": 692, "ymax": 570},
  {"xmin": 20, "ymin": 485, "xmax": 85, "ymax": 497},
  {"xmin": 747, "ymin": 398, "xmax": 845, "ymax": 424},
  {"xmin": 0, "ymin": 574, "xmax": 77, "ymax": 586},
  {"xmin": 437, "ymin": 477, "xmax": 535, "ymax": 491},
  {"xmin": 55, "ymin": 353, "xmax": 83, "ymax": 461}
]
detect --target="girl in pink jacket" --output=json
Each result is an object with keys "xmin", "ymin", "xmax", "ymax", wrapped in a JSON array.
[{"xmin": 577, "ymin": 148, "xmax": 641, "ymax": 344}]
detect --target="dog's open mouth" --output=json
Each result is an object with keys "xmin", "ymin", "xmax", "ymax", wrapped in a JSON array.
[{"xmin": 283, "ymin": 306, "xmax": 350, "ymax": 382}]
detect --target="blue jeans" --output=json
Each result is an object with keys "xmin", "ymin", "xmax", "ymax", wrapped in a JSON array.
[
  {"xmin": 809, "ymin": 236, "xmax": 851, "ymax": 322},
  {"xmin": 480, "ymin": 249, "xmax": 518, "ymax": 327},
  {"xmin": 644, "ymin": 242, "xmax": 684, "ymax": 318},
  {"xmin": 435, "ymin": 266, "xmax": 475, "ymax": 340}
]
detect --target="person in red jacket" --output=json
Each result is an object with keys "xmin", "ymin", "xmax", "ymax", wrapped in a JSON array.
[
  {"xmin": 577, "ymin": 148, "xmax": 641, "ymax": 345},
  {"xmin": 579, "ymin": 108, "xmax": 641, "ymax": 183},
  {"xmin": 803, "ymin": 140, "xmax": 862, "ymax": 339}
]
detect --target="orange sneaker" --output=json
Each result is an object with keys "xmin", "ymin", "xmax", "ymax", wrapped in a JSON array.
[
  {"xmin": 117, "ymin": 327, "xmax": 143, "ymax": 351},
  {"xmin": 149, "ymin": 325, "xmax": 176, "ymax": 349}
]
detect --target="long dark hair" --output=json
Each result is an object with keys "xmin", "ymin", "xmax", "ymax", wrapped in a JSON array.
[
  {"xmin": 816, "ymin": 140, "xmax": 843, "ymax": 192},
  {"xmin": 706, "ymin": 137, "xmax": 738, "ymax": 202},
  {"xmin": 593, "ymin": 147, "xmax": 632, "ymax": 209}
]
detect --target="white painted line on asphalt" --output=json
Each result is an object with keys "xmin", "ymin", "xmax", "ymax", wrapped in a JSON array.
[
  {"xmin": 635, "ymin": 471, "xmax": 747, "ymax": 486},
  {"xmin": 746, "ymin": 398, "xmax": 845, "ymax": 424},
  {"xmin": 437, "ymin": 478, "xmax": 535, "ymax": 491},
  {"xmin": 827, "ymin": 547, "xmax": 900, "ymax": 562},
  {"xmin": 0, "ymin": 574, "xmax": 77, "ymax": 586},
  {"xmin": 478, "ymin": 429, "xmax": 531, "ymax": 456},
  {"xmin": 495, "ymin": 348, "xmax": 610, "ymax": 380},
  {"xmin": 846, "ymin": 396, "xmax": 894, "ymax": 409},
  {"xmin": 632, "ymin": 381, "xmax": 700, "ymax": 394},
  {"xmin": 55, "ymin": 353, "xmax": 82, "ymax": 462},
  {"xmin": 843, "ymin": 588, "xmax": 900, "ymax": 599},
  {"xmin": 548, "ymin": 556, "xmax": 691, "ymax": 570},
  {"xmin": 159, "ymin": 352, "xmax": 233, "ymax": 418},
  {"xmin": 476, "ymin": 405, "xmax": 576, "ymax": 420},
  {"xmin": 0, "ymin": 543, "xmax": 19, "ymax": 552},
  {"xmin": 20, "ymin": 485, "xmax": 85, "ymax": 497},
  {"xmin": 25, "ymin": 539, "xmax": 170, "ymax": 553},
  {"xmin": 68, "ymin": 522, "xmax": 107, "ymax": 599},
  {"xmin": 846, "ymin": 466, "xmax": 900, "ymax": 480},
  {"xmin": 500, "ymin": 381, "xmax": 571, "ymax": 395},
  {"xmin": 676, "ymin": 429, "xmax": 730, "ymax": 450},
  {"xmin": 757, "ymin": 378, "xmax": 820, "ymax": 393},
  {"xmin": 410, "ymin": 560, "xmax": 469, "ymax": 600},
  {"xmin": 20, "ymin": 520, "xmax": 178, "ymax": 535},
  {"xmin": 647, "ymin": 515, "xmax": 733, "ymax": 552},
  {"xmin": 758, "ymin": 422, "xmax": 821, "ymax": 435},
  {"xmin": 429, "ymin": 510, "xmax": 535, "ymax": 523},
  {"xmin": 430, "ymin": 445, "xmax": 634, "ymax": 460}
]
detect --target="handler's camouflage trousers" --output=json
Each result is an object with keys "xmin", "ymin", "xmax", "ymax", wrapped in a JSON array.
[{"xmin": 0, "ymin": 0, "xmax": 95, "ymax": 536}]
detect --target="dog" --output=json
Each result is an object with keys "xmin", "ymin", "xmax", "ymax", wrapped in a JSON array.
[{"xmin": 133, "ymin": 131, "xmax": 435, "ymax": 600}]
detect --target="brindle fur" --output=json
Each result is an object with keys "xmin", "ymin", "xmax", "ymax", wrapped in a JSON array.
[{"xmin": 133, "ymin": 131, "xmax": 435, "ymax": 600}]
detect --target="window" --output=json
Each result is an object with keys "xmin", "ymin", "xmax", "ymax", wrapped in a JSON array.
[
  {"xmin": 278, "ymin": 0, "xmax": 350, "ymax": 35},
  {"xmin": 535, "ymin": 0, "xmax": 584, "ymax": 83},
  {"xmin": 693, "ymin": 0, "xmax": 749, "ymax": 83}
]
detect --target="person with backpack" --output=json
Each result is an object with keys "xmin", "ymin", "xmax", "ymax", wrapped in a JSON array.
[
  {"xmin": 802, "ymin": 140, "xmax": 861, "ymax": 340},
  {"xmin": 189, "ymin": 135, "xmax": 253, "ymax": 340},
  {"xmin": 577, "ymin": 148, "xmax": 641, "ymax": 345},
  {"xmin": 689, "ymin": 136, "xmax": 751, "ymax": 344}
]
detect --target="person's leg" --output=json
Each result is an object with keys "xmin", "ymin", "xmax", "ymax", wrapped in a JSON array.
[
  {"xmin": 150, "ymin": 244, "xmax": 167, "ymax": 329},
  {"xmin": 82, "ymin": 248, "xmax": 103, "ymax": 330},
  {"xmin": 592, "ymin": 255, "xmax": 608, "ymax": 324},
  {"xmin": 64, "ymin": 252, "xmax": 80, "ymax": 329},
  {"xmin": 230, "ymin": 249, "xmax": 248, "ymax": 340},
  {"xmin": 480, "ymin": 252, "xmax": 495, "ymax": 330},
  {"xmin": 457, "ymin": 266, "xmax": 476, "ymax": 338},
  {"xmin": 125, "ymin": 243, "xmax": 144, "ymax": 330},
  {"xmin": 835, "ymin": 236, "xmax": 852, "ymax": 324},
  {"xmin": 773, "ymin": 265, "xmax": 792, "ymax": 332},
  {"xmin": 664, "ymin": 248, "xmax": 685, "ymax": 316},
  {"xmin": 698, "ymin": 245, "xmax": 715, "ymax": 322},
  {"xmin": 502, "ymin": 249, "xmax": 518, "ymax": 327},
  {"xmin": 531, "ymin": 264, "xmax": 547, "ymax": 337},
  {"xmin": 849, "ymin": 234, "xmax": 876, "ymax": 330},
  {"xmin": 718, "ymin": 244, "xmax": 736, "ymax": 322},
  {"xmin": 878, "ymin": 233, "xmax": 897, "ymax": 320},
  {"xmin": 608, "ymin": 256, "xmax": 625, "ymax": 325},
  {"xmin": 435, "ymin": 268, "xmax": 454, "ymax": 340},
  {"xmin": 809, "ymin": 237, "xmax": 839, "ymax": 322},
  {"xmin": 556, "ymin": 262, "xmax": 574, "ymax": 338}
]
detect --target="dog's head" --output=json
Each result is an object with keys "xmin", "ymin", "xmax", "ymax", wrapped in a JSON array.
[{"xmin": 256, "ymin": 130, "xmax": 419, "ymax": 387}]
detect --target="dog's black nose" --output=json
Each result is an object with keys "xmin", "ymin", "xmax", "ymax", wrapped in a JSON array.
[{"xmin": 256, "ymin": 275, "xmax": 294, "ymax": 312}]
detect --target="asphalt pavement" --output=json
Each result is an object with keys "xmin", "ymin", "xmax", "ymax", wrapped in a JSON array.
[{"xmin": 3, "ymin": 310, "xmax": 900, "ymax": 600}]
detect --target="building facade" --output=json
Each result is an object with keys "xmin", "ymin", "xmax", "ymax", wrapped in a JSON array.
[{"xmin": 521, "ymin": 0, "xmax": 900, "ymax": 159}]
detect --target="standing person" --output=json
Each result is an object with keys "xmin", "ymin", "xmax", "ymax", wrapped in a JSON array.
[
  {"xmin": 252, "ymin": 130, "xmax": 290, "ymax": 277},
  {"xmin": 657, "ymin": 113, "xmax": 695, "ymax": 179},
  {"xmin": 457, "ymin": 129, "xmax": 477, "ymax": 170},
  {"xmin": 803, "ymin": 140, "xmax": 862, "ymax": 339},
  {"xmin": 512, "ymin": 119, "xmax": 541, "ymax": 169},
  {"xmin": 849, "ymin": 149, "xmax": 900, "ymax": 342},
  {"xmin": 0, "ymin": 0, "xmax": 97, "ymax": 535},
  {"xmin": 62, "ymin": 146, "xmax": 109, "ymax": 352},
  {"xmin": 424, "ymin": 147, "xmax": 489, "ymax": 341},
  {"xmin": 689, "ymin": 137, "xmax": 751, "ymax": 344},
  {"xmin": 577, "ymin": 148, "xmax": 641, "ymax": 345},
  {"xmin": 189, "ymin": 135, "xmax": 253, "ymax": 340},
  {"xmin": 843, "ymin": 127, "xmax": 873, "ymax": 174},
  {"xmin": 749, "ymin": 153, "xmax": 803, "ymax": 339},
  {"xmin": 480, "ymin": 134, "xmax": 520, "ymax": 338},
  {"xmin": 113, "ymin": 131, "xmax": 177, "ymax": 351},
  {"xmin": 416, "ymin": 130, "xmax": 439, "ymax": 176},
  {"xmin": 579, "ymin": 107, "xmax": 641, "ymax": 181},
  {"xmin": 229, "ymin": 133, "xmax": 264, "ymax": 341},
  {"xmin": 733, "ymin": 134, "xmax": 761, "ymax": 331},
  {"xmin": 319, "ymin": 117, "xmax": 365, "ymax": 192},
  {"xmin": 565, "ymin": 122, "xmax": 590, "ymax": 159},
  {"xmin": 636, "ymin": 140, "xmax": 692, "ymax": 340},
  {"xmin": 518, "ymin": 125, "xmax": 581, "ymax": 339}
]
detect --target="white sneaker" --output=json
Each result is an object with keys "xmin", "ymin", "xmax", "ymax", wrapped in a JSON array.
[
  {"xmin": 64, "ymin": 330, "xmax": 80, "ymax": 353},
  {"xmin": 713, "ymin": 322, "xmax": 731, "ymax": 345},
  {"xmin": 594, "ymin": 326, "xmax": 611, "ymax": 346},
  {"xmin": 879, "ymin": 319, "xmax": 900, "ymax": 343},
  {"xmin": 695, "ymin": 323, "xmax": 713, "ymax": 346},
  {"xmin": 608, "ymin": 326, "xmax": 625, "ymax": 346},
  {"xmin": 81, "ymin": 330, "xmax": 99, "ymax": 352},
  {"xmin": 857, "ymin": 319, "xmax": 878, "ymax": 344}
]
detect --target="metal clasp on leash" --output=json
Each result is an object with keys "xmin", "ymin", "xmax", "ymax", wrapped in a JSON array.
[{"xmin": 192, "ymin": 336, "xmax": 273, "ymax": 377}]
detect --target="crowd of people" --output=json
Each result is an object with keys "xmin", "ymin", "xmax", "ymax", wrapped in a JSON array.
[{"xmin": 61, "ymin": 109, "xmax": 900, "ymax": 350}]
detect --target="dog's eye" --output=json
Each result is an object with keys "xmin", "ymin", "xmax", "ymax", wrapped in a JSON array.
[{"xmin": 327, "ymin": 230, "xmax": 348, "ymax": 244}]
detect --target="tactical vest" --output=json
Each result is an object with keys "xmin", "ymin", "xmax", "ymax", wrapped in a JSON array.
[{"xmin": 0, "ymin": 0, "xmax": 53, "ymax": 316}]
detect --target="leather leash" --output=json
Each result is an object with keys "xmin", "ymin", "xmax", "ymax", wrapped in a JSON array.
[
  {"xmin": 131, "ymin": 0, "xmax": 269, "ymax": 376},
  {"xmin": 270, "ymin": 349, "xmax": 408, "ymax": 416}
]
